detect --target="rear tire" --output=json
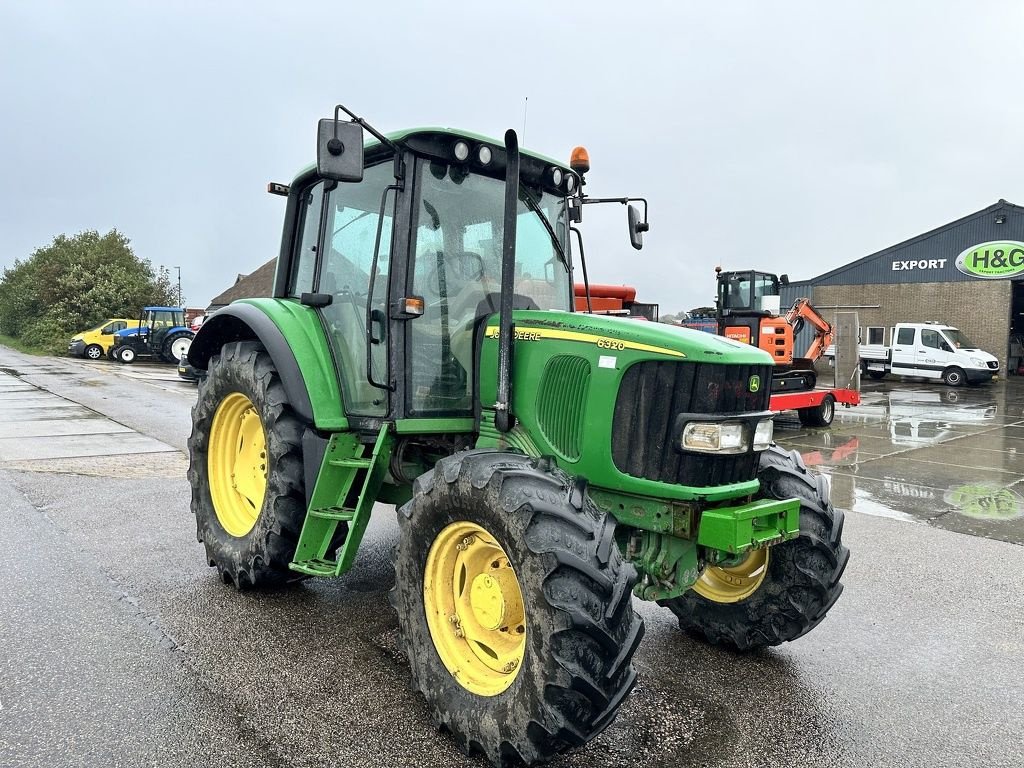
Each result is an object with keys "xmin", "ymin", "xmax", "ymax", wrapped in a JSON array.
[
  {"xmin": 163, "ymin": 332, "xmax": 193, "ymax": 363},
  {"xmin": 391, "ymin": 451, "xmax": 643, "ymax": 766},
  {"xmin": 942, "ymin": 367, "xmax": 966, "ymax": 387},
  {"xmin": 798, "ymin": 394, "xmax": 835, "ymax": 427},
  {"xmin": 867, "ymin": 370, "xmax": 886, "ymax": 380},
  {"xmin": 661, "ymin": 444, "xmax": 849, "ymax": 650},
  {"xmin": 187, "ymin": 340, "xmax": 308, "ymax": 589}
]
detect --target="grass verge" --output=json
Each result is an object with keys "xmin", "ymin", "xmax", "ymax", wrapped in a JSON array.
[{"xmin": 0, "ymin": 334, "xmax": 51, "ymax": 356}]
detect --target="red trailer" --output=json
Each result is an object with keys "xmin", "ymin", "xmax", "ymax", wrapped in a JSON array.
[{"xmin": 769, "ymin": 386, "xmax": 860, "ymax": 428}]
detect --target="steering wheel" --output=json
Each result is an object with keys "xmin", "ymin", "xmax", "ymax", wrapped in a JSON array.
[{"xmin": 424, "ymin": 251, "xmax": 485, "ymax": 297}]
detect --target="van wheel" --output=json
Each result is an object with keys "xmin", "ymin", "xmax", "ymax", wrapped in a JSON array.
[
  {"xmin": 867, "ymin": 371, "xmax": 886, "ymax": 380},
  {"xmin": 942, "ymin": 367, "xmax": 966, "ymax": 387},
  {"xmin": 85, "ymin": 344, "xmax": 104, "ymax": 360}
]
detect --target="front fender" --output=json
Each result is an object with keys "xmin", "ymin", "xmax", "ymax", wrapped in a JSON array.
[{"xmin": 190, "ymin": 300, "xmax": 347, "ymax": 430}]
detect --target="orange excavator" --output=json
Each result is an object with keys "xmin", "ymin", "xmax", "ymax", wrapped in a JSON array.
[{"xmin": 714, "ymin": 267, "xmax": 834, "ymax": 391}]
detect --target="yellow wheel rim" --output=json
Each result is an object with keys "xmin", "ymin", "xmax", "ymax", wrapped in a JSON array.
[
  {"xmin": 423, "ymin": 521, "xmax": 527, "ymax": 697},
  {"xmin": 208, "ymin": 392, "xmax": 268, "ymax": 538},
  {"xmin": 693, "ymin": 549, "xmax": 770, "ymax": 603}
]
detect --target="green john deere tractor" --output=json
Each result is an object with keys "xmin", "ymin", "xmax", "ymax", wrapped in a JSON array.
[{"xmin": 187, "ymin": 105, "xmax": 849, "ymax": 766}]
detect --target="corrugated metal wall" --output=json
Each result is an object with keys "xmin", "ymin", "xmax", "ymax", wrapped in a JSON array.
[
  {"xmin": 813, "ymin": 201, "xmax": 1024, "ymax": 286},
  {"xmin": 780, "ymin": 281, "xmax": 817, "ymax": 357}
]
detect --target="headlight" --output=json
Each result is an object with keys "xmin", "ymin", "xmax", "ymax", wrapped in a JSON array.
[
  {"xmin": 477, "ymin": 145, "xmax": 493, "ymax": 165},
  {"xmin": 753, "ymin": 419, "xmax": 774, "ymax": 451},
  {"xmin": 971, "ymin": 357, "xmax": 985, "ymax": 367},
  {"xmin": 681, "ymin": 422, "xmax": 748, "ymax": 454}
]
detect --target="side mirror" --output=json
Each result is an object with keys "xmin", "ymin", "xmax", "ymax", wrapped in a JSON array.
[
  {"xmin": 628, "ymin": 204, "xmax": 649, "ymax": 251},
  {"xmin": 941, "ymin": 342, "xmax": 953, "ymax": 353},
  {"xmin": 780, "ymin": 274, "xmax": 790, "ymax": 285},
  {"xmin": 317, "ymin": 115, "xmax": 364, "ymax": 183}
]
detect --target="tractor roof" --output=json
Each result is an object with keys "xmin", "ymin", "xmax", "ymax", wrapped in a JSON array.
[
  {"xmin": 294, "ymin": 127, "xmax": 569, "ymax": 179},
  {"xmin": 144, "ymin": 306, "xmax": 184, "ymax": 312}
]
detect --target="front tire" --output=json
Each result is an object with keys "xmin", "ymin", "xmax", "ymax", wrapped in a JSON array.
[
  {"xmin": 118, "ymin": 346, "xmax": 136, "ymax": 363},
  {"xmin": 187, "ymin": 340, "xmax": 308, "ymax": 589},
  {"xmin": 391, "ymin": 452, "xmax": 643, "ymax": 766},
  {"xmin": 85, "ymin": 344, "xmax": 104, "ymax": 360},
  {"xmin": 942, "ymin": 366, "xmax": 966, "ymax": 387},
  {"xmin": 661, "ymin": 444, "xmax": 849, "ymax": 650}
]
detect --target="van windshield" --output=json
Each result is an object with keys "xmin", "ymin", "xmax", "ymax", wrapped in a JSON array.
[{"xmin": 944, "ymin": 329, "xmax": 976, "ymax": 349}]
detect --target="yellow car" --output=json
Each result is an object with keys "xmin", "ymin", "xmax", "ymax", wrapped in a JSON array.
[{"xmin": 67, "ymin": 318, "xmax": 134, "ymax": 360}]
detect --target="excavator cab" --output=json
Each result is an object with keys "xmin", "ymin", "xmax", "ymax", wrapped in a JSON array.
[
  {"xmin": 717, "ymin": 270, "xmax": 783, "ymax": 314},
  {"xmin": 715, "ymin": 269, "xmax": 794, "ymax": 364}
]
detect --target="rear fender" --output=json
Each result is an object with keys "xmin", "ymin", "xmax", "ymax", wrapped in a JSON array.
[{"xmin": 189, "ymin": 300, "xmax": 347, "ymax": 430}]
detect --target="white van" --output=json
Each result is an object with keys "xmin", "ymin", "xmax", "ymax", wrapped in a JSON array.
[{"xmin": 855, "ymin": 323, "xmax": 998, "ymax": 386}]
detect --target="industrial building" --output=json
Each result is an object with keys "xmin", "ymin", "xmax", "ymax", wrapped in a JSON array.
[{"xmin": 782, "ymin": 199, "xmax": 1024, "ymax": 373}]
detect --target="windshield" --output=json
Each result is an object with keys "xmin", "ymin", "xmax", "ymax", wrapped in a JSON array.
[
  {"xmin": 943, "ymin": 328, "xmax": 976, "ymax": 349},
  {"xmin": 411, "ymin": 160, "xmax": 571, "ymax": 312},
  {"xmin": 718, "ymin": 272, "xmax": 778, "ymax": 311},
  {"xmin": 408, "ymin": 159, "xmax": 571, "ymax": 414}
]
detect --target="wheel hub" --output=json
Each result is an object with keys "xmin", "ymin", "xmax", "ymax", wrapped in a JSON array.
[
  {"xmin": 208, "ymin": 392, "xmax": 267, "ymax": 538},
  {"xmin": 693, "ymin": 549, "xmax": 770, "ymax": 603},
  {"xmin": 423, "ymin": 521, "xmax": 527, "ymax": 696}
]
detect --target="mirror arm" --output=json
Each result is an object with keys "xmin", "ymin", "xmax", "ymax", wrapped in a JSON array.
[
  {"xmin": 334, "ymin": 103, "xmax": 402, "ymax": 157},
  {"xmin": 581, "ymin": 196, "xmax": 649, "ymax": 225},
  {"xmin": 570, "ymin": 227, "xmax": 592, "ymax": 314}
]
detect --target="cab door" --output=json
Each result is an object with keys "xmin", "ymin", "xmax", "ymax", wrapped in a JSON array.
[
  {"xmin": 916, "ymin": 328, "xmax": 947, "ymax": 379},
  {"xmin": 890, "ymin": 326, "xmax": 918, "ymax": 376},
  {"xmin": 285, "ymin": 160, "xmax": 399, "ymax": 418}
]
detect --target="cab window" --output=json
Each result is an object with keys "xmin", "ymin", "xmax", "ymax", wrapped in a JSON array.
[
  {"xmin": 921, "ymin": 329, "xmax": 941, "ymax": 349},
  {"xmin": 289, "ymin": 182, "xmax": 325, "ymax": 298},
  {"xmin": 897, "ymin": 327, "xmax": 915, "ymax": 345}
]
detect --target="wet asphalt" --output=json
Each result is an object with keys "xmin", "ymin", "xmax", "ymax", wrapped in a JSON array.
[{"xmin": 0, "ymin": 347, "xmax": 1021, "ymax": 768}]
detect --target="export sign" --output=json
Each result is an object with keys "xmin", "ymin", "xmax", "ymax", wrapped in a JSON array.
[{"xmin": 954, "ymin": 240, "xmax": 1024, "ymax": 279}]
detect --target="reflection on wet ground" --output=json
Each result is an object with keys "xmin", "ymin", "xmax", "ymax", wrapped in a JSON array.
[{"xmin": 774, "ymin": 378, "xmax": 1024, "ymax": 545}]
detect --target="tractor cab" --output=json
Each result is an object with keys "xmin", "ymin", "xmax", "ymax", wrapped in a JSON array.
[{"xmin": 111, "ymin": 306, "xmax": 193, "ymax": 364}]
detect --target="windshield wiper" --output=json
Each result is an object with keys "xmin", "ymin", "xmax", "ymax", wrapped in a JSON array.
[{"xmin": 520, "ymin": 190, "xmax": 570, "ymax": 272}]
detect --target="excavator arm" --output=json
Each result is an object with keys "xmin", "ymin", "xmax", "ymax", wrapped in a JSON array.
[{"xmin": 785, "ymin": 298, "xmax": 833, "ymax": 362}]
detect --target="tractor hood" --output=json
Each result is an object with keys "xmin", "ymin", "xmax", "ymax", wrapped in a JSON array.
[{"xmin": 492, "ymin": 310, "xmax": 775, "ymax": 366}]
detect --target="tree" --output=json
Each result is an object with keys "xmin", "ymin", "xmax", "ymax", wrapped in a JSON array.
[{"xmin": 0, "ymin": 230, "xmax": 177, "ymax": 354}]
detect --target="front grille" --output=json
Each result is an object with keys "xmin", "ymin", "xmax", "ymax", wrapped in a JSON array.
[
  {"xmin": 988, "ymin": 361, "xmax": 999, "ymax": 370},
  {"xmin": 611, "ymin": 361, "xmax": 773, "ymax": 487}
]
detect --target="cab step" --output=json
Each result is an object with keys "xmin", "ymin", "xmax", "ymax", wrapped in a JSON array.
[{"xmin": 288, "ymin": 425, "xmax": 393, "ymax": 579}]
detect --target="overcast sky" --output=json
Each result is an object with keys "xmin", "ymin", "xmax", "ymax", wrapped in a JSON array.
[{"xmin": 3, "ymin": 1, "xmax": 1024, "ymax": 313}]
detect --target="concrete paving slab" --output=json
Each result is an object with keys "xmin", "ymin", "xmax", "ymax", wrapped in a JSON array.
[
  {"xmin": 0, "ymin": 404, "xmax": 98, "ymax": 421},
  {"xmin": 840, "ymin": 454, "xmax": 1021, "ymax": 487},
  {"xmin": 0, "ymin": 390, "xmax": 66, "ymax": 402},
  {"xmin": 0, "ymin": 418, "xmax": 132, "ymax": 439},
  {"xmin": 0, "ymin": 432, "xmax": 176, "ymax": 461},
  {"xmin": 900, "ymin": 442, "xmax": 1024, "ymax": 475}
]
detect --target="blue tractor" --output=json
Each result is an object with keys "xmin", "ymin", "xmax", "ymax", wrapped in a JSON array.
[{"xmin": 110, "ymin": 306, "xmax": 195, "ymax": 364}]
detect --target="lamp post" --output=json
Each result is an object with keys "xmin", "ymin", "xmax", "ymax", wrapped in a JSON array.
[{"xmin": 174, "ymin": 266, "xmax": 182, "ymax": 307}]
